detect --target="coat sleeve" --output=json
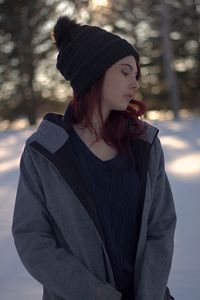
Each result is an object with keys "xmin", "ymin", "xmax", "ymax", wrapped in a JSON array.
[
  {"xmin": 136, "ymin": 137, "xmax": 177, "ymax": 300},
  {"xmin": 12, "ymin": 145, "xmax": 121, "ymax": 300}
]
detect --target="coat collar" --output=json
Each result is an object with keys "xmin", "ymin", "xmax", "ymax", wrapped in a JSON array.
[{"xmin": 27, "ymin": 104, "xmax": 159, "ymax": 153}]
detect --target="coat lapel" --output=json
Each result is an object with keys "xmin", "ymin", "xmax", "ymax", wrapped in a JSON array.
[{"xmin": 29, "ymin": 138, "xmax": 107, "ymax": 248}]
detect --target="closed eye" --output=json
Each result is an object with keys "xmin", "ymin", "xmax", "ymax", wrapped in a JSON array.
[
  {"xmin": 122, "ymin": 71, "xmax": 129, "ymax": 76},
  {"xmin": 122, "ymin": 71, "xmax": 138, "ymax": 79}
]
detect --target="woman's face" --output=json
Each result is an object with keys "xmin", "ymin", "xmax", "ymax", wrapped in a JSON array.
[{"xmin": 101, "ymin": 55, "xmax": 140, "ymax": 118}]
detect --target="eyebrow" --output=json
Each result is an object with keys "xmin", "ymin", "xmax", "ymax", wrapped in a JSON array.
[{"xmin": 119, "ymin": 63, "xmax": 138, "ymax": 74}]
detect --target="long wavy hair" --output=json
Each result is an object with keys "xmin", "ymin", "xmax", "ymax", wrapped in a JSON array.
[{"xmin": 68, "ymin": 63, "xmax": 147, "ymax": 161}]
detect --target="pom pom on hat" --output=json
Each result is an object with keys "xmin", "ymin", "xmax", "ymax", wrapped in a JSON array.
[{"xmin": 53, "ymin": 16, "xmax": 81, "ymax": 50}]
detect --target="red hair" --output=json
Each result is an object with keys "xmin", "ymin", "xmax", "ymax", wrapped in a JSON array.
[{"xmin": 69, "ymin": 69, "xmax": 147, "ymax": 161}]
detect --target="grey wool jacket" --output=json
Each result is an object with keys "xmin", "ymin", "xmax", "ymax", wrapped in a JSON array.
[{"xmin": 12, "ymin": 110, "xmax": 177, "ymax": 300}]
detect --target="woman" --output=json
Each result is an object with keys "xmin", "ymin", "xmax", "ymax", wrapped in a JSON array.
[{"xmin": 12, "ymin": 15, "xmax": 177, "ymax": 300}]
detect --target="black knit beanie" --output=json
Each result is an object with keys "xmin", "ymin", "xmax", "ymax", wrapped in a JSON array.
[{"xmin": 53, "ymin": 16, "xmax": 139, "ymax": 99}]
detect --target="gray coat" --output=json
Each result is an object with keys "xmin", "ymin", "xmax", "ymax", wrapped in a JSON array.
[{"xmin": 12, "ymin": 113, "xmax": 177, "ymax": 300}]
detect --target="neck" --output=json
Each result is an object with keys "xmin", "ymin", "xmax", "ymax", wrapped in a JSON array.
[{"xmin": 73, "ymin": 103, "xmax": 111, "ymax": 144}]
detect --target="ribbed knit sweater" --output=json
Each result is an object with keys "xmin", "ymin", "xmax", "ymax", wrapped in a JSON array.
[{"xmin": 69, "ymin": 126, "xmax": 142, "ymax": 299}]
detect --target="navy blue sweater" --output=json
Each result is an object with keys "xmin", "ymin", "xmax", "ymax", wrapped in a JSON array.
[{"xmin": 69, "ymin": 126, "xmax": 142, "ymax": 299}]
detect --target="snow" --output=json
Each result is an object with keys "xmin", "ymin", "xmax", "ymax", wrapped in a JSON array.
[{"xmin": 0, "ymin": 117, "xmax": 200, "ymax": 300}]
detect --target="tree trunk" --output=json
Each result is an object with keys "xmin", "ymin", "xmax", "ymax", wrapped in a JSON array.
[
  {"xmin": 17, "ymin": 3, "xmax": 37, "ymax": 125},
  {"xmin": 160, "ymin": 0, "xmax": 181, "ymax": 119}
]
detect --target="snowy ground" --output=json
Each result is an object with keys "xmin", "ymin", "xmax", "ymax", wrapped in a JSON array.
[{"xmin": 0, "ymin": 116, "xmax": 200, "ymax": 300}]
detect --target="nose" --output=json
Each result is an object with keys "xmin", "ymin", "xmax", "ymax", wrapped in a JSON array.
[{"xmin": 129, "ymin": 75, "xmax": 140, "ymax": 90}]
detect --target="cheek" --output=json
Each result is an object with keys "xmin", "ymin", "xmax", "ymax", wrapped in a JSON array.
[
  {"xmin": 103, "ymin": 74, "xmax": 124, "ymax": 96},
  {"xmin": 103, "ymin": 83, "xmax": 118, "ymax": 101}
]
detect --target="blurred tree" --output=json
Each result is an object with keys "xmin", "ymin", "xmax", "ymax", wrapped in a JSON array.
[
  {"xmin": 171, "ymin": 0, "xmax": 200, "ymax": 108},
  {"xmin": 0, "ymin": 0, "xmax": 199, "ymax": 126},
  {"xmin": 160, "ymin": 0, "xmax": 181, "ymax": 118},
  {"xmin": 0, "ymin": 0, "xmax": 71, "ymax": 125}
]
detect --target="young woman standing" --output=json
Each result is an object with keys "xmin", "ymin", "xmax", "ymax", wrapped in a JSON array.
[{"xmin": 12, "ymin": 16, "xmax": 176, "ymax": 300}]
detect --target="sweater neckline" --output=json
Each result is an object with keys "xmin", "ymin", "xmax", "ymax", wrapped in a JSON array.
[{"xmin": 70, "ymin": 125, "xmax": 123, "ymax": 165}]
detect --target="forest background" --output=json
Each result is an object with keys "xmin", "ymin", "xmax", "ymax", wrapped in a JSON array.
[{"xmin": 0, "ymin": 0, "xmax": 200, "ymax": 127}]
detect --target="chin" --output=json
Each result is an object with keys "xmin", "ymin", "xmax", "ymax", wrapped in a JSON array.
[{"xmin": 114, "ymin": 103, "xmax": 129, "ymax": 111}]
